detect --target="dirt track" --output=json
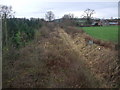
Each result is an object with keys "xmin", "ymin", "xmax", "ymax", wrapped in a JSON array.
[{"xmin": 3, "ymin": 26, "xmax": 119, "ymax": 88}]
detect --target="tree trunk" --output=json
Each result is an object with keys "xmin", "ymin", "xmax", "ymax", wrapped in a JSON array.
[{"xmin": 4, "ymin": 18, "xmax": 8, "ymax": 46}]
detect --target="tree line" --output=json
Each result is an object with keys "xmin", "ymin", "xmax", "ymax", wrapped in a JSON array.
[
  {"xmin": 0, "ymin": 5, "xmax": 95, "ymax": 50},
  {"xmin": 0, "ymin": 5, "xmax": 43, "ymax": 49},
  {"xmin": 5, "ymin": 18, "xmax": 43, "ymax": 48}
]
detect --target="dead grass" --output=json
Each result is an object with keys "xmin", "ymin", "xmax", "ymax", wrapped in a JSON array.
[{"xmin": 2, "ymin": 25, "xmax": 120, "ymax": 88}]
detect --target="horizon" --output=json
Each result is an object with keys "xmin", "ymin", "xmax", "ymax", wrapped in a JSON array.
[{"xmin": 0, "ymin": 0, "xmax": 119, "ymax": 19}]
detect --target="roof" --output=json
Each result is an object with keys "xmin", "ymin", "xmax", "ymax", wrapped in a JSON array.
[{"xmin": 109, "ymin": 22, "xmax": 118, "ymax": 24}]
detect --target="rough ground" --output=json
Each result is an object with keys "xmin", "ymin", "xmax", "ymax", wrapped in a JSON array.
[{"xmin": 3, "ymin": 26, "xmax": 120, "ymax": 88}]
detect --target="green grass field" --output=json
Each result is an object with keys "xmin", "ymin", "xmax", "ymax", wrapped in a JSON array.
[{"xmin": 81, "ymin": 26, "xmax": 118, "ymax": 43}]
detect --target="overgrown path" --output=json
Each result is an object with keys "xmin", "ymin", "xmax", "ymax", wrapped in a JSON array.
[
  {"xmin": 3, "ymin": 26, "xmax": 119, "ymax": 88},
  {"xmin": 57, "ymin": 28, "xmax": 101, "ymax": 87}
]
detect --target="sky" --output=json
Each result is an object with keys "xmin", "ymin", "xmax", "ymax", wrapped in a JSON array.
[{"xmin": 0, "ymin": 0, "xmax": 119, "ymax": 19}]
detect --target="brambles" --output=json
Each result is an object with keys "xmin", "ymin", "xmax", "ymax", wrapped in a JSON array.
[{"xmin": 3, "ymin": 24, "xmax": 119, "ymax": 88}]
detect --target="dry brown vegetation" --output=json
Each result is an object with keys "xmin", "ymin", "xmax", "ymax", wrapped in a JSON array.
[{"xmin": 3, "ymin": 24, "xmax": 120, "ymax": 88}]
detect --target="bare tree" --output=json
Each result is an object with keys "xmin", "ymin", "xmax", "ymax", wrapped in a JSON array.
[
  {"xmin": 45, "ymin": 11, "xmax": 55, "ymax": 21},
  {"xmin": 62, "ymin": 13, "xmax": 74, "ymax": 19},
  {"xmin": 0, "ymin": 5, "xmax": 14, "ymax": 19},
  {"xmin": 62, "ymin": 13, "xmax": 75, "ymax": 26},
  {"xmin": 0, "ymin": 5, "xmax": 15, "ymax": 46},
  {"xmin": 82, "ymin": 8, "xmax": 95, "ymax": 25}
]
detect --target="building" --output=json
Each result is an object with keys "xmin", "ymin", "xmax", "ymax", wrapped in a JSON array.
[{"xmin": 92, "ymin": 19, "xmax": 118, "ymax": 26}]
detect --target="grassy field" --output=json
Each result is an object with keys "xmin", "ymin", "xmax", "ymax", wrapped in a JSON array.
[{"xmin": 80, "ymin": 26, "xmax": 118, "ymax": 43}]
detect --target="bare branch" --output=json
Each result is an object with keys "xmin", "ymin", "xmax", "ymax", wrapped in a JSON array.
[
  {"xmin": 0, "ymin": 5, "xmax": 15, "ymax": 19},
  {"xmin": 45, "ymin": 11, "xmax": 55, "ymax": 21}
]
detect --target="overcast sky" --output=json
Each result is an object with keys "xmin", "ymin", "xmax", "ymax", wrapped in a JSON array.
[{"xmin": 0, "ymin": 0, "xmax": 119, "ymax": 19}]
